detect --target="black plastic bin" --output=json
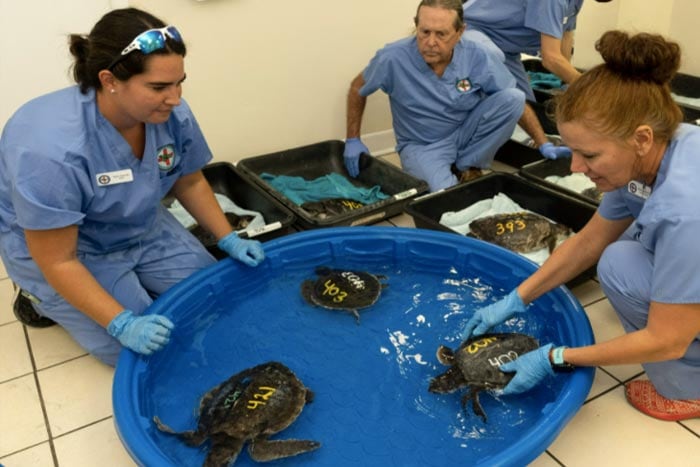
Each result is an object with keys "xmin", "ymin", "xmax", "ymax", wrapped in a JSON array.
[
  {"xmin": 520, "ymin": 158, "xmax": 601, "ymax": 205},
  {"xmin": 671, "ymin": 73, "xmax": 700, "ymax": 124},
  {"xmin": 494, "ymin": 139, "xmax": 544, "ymax": 168},
  {"xmin": 236, "ymin": 140, "xmax": 429, "ymax": 230},
  {"xmin": 404, "ymin": 172, "xmax": 597, "ymax": 287},
  {"xmin": 169, "ymin": 162, "xmax": 296, "ymax": 259}
]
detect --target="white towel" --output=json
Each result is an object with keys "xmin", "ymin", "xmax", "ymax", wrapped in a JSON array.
[{"xmin": 168, "ymin": 194, "xmax": 265, "ymax": 234}]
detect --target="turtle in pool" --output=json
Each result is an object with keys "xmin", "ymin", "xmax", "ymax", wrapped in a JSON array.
[
  {"xmin": 428, "ymin": 333, "xmax": 539, "ymax": 422},
  {"xmin": 153, "ymin": 361, "xmax": 320, "ymax": 466},
  {"xmin": 301, "ymin": 266, "xmax": 388, "ymax": 323},
  {"xmin": 468, "ymin": 211, "xmax": 572, "ymax": 254}
]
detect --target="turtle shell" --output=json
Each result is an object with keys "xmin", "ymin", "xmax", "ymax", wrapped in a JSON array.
[
  {"xmin": 301, "ymin": 267, "xmax": 388, "ymax": 322},
  {"xmin": 468, "ymin": 211, "xmax": 572, "ymax": 253},
  {"xmin": 153, "ymin": 361, "xmax": 320, "ymax": 465},
  {"xmin": 429, "ymin": 333, "xmax": 539, "ymax": 422}
]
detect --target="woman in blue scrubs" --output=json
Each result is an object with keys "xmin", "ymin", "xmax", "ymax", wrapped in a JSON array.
[
  {"xmin": 460, "ymin": 31, "xmax": 700, "ymax": 421},
  {"xmin": 0, "ymin": 8, "xmax": 264, "ymax": 366}
]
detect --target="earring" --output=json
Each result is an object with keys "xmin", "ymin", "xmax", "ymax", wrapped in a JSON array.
[{"xmin": 110, "ymin": 89, "xmax": 115, "ymax": 94}]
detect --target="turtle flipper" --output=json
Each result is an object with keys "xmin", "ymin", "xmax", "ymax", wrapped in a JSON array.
[
  {"xmin": 204, "ymin": 433, "xmax": 245, "ymax": 467},
  {"xmin": 351, "ymin": 308, "xmax": 361, "ymax": 324},
  {"xmin": 152, "ymin": 416, "xmax": 207, "ymax": 446},
  {"xmin": 248, "ymin": 437, "xmax": 321, "ymax": 462},
  {"xmin": 436, "ymin": 345, "xmax": 455, "ymax": 365}
]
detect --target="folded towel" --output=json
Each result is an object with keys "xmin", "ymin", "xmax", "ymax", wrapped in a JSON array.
[
  {"xmin": 527, "ymin": 71, "xmax": 562, "ymax": 90},
  {"xmin": 260, "ymin": 172, "xmax": 389, "ymax": 205}
]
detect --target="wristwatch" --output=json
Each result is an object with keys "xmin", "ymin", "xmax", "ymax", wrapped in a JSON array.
[{"xmin": 550, "ymin": 346, "xmax": 575, "ymax": 372}]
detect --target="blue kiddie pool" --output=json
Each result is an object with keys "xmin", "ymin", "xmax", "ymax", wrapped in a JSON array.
[{"xmin": 113, "ymin": 227, "xmax": 594, "ymax": 466}]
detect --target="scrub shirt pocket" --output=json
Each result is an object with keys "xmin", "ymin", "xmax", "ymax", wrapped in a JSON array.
[{"xmin": 449, "ymin": 88, "xmax": 483, "ymax": 112}]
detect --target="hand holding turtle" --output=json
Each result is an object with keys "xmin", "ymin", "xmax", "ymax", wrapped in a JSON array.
[
  {"xmin": 218, "ymin": 232, "xmax": 265, "ymax": 266},
  {"xmin": 107, "ymin": 309, "xmax": 174, "ymax": 355},
  {"xmin": 499, "ymin": 344, "xmax": 554, "ymax": 395},
  {"xmin": 461, "ymin": 289, "xmax": 527, "ymax": 339}
]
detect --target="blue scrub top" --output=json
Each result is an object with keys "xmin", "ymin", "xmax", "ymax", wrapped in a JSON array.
[
  {"xmin": 0, "ymin": 86, "xmax": 213, "ymax": 257},
  {"xmin": 463, "ymin": 0, "xmax": 584, "ymax": 55},
  {"xmin": 360, "ymin": 35, "xmax": 516, "ymax": 151},
  {"xmin": 598, "ymin": 124, "xmax": 700, "ymax": 304}
]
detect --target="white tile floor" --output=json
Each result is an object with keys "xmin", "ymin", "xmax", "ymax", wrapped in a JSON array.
[{"xmin": 1, "ymin": 153, "xmax": 698, "ymax": 467}]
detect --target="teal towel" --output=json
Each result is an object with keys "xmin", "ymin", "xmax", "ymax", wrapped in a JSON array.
[
  {"xmin": 528, "ymin": 71, "xmax": 562, "ymax": 90},
  {"xmin": 261, "ymin": 172, "xmax": 390, "ymax": 205}
]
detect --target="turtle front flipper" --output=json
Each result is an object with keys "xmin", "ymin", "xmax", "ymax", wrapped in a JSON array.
[
  {"xmin": 248, "ymin": 436, "xmax": 321, "ymax": 462},
  {"xmin": 152, "ymin": 416, "xmax": 208, "ymax": 446},
  {"xmin": 350, "ymin": 308, "xmax": 361, "ymax": 324},
  {"xmin": 204, "ymin": 433, "xmax": 245, "ymax": 467}
]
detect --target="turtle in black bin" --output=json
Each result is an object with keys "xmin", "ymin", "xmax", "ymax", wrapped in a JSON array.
[
  {"xmin": 153, "ymin": 362, "xmax": 320, "ymax": 466},
  {"xmin": 429, "ymin": 333, "xmax": 539, "ymax": 422},
  {"xmin": 301, "ymin": 266, "xmax": 388, "ymax": 323},
  {"xmin": 468, "ymin": 211, "xmax": 572, "ymax": 254}
]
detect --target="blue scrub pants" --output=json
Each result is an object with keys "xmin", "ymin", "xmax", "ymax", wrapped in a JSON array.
[
  {"xmin": 504, "ymin": 53, "xmax": 537, "ymax": 102},
  {"xmin": 597, "ymin": 238, "xmax": 700, "ymax": 400},
  {"xmin": 27, "ymin": 207, "xmax": 216, "ymax": 366},
  {"xmin": 399, "ymin": 88, "xmax": 524, "ymax": 192}
]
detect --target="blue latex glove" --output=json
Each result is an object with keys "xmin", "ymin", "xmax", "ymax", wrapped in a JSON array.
[
  {"xmin": 500, "ymin": 344, "xmax": 555, "ymax": 395},
  {"xmin": 461, "ymin": 289, "xmax": 527, "ymax": 339},
  {"xmin": 539, "ymin": 142, "xmax": 572, "ymax": 160},
  {"xmin": 343, "ymin": 137, "xmax": 369, "ymax": 178},
  {"xmin": 107, "ymin": 309, "xmax": 174, "ymax": 356},
  {"xmin": 217, "ymin": 232, "xmax": 265, "ymax": 266}
]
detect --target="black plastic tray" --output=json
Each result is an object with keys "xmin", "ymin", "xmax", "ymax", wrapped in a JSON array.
[
  {"xmin": 519, "ymin": 158, "xmax": 601, "ymax": 205},
  {"xmin": 494, "ymin": 139, "xmax": 545, "ymax": 168},
  {"xmin": 166, "ymin": 162, "xmax": 297, "ymax": 259},
  {"xmin": 405, "ymin": 172, "xmax": 597, "ymax": 286},
  {"xmin": 236, "ymin": 140, "xmax": 429, "ymax": 230}
]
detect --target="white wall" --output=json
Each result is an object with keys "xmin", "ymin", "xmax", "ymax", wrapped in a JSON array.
[
  {"xmin": 2, "ymin": 0, "xmax": 699, "ymax": 163},
  {"xmin": 0, "ymin": 0, "xmax": 127, "ymax": 133},
  {"xmin": 129, "ymin": 0, "xmax": 415, "ymax": 162}
]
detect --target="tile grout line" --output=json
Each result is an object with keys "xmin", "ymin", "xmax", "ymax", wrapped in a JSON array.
[{"xmin": 21, "ymin": 324, "xmax": 60, "ymax": 467}]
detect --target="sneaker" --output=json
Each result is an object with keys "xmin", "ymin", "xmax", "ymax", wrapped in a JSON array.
[
  {"xmin": 625, "ymin": 380, "xmax": 700, "ymax": 421},
  {"xmin": 12, "ymin": 284, "xmax": 55, "ymax": 328}
]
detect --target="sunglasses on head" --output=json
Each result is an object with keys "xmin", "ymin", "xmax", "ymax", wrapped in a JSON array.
[{"xmin": 108, "ymin": 25, "xmax": 183, "ymax": 70}]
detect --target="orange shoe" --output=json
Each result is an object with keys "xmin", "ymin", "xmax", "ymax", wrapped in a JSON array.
[{"xmin": 625, "ymin": 380, "xmax": 700, "ymax": 421}]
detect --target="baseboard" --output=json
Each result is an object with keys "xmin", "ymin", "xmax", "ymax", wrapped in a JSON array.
[{"xmin": 361, "ymin": 129, "xmax": 396, "ymax": 156}]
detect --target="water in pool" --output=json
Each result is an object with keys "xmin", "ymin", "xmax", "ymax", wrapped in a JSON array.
[{"xmin": 146, "ymin": 260, "xmax": 567, "ymax": 466}]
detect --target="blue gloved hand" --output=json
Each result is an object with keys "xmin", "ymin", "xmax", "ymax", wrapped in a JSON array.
[
  {"xmin": 461, "ymin": 289, "xmax": 527, "ymax": 339},
  {"xmin": 500, "ymin": 344, "xmax": 555, "ymax": 395},
  {"xmin": 343, "ymin": 137, "xmax": 369, "ymax": 178},
  {"xmin": 217, "ymin": 232, "xmax": 265, "ymax": 266},
  {"xmin": 107, "ymin": 309, "xmax": 174, "ymax": 356},
  {"xmin": 539, "ymin": 142, "xmax": 572, "ymax": 160}
]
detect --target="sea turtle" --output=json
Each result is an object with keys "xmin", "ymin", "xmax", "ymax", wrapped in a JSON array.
[
  {"xmin": 153, "ymin": 361, "xmax": 320, "ymax": 466},
  {"xmin": 189, "ymin": 212, "xmax": 254, "ymax": 246},
  {"xmin": 301, "ymin": 266, "xmax": 388, "ymax": 323},
  {"xmin": 581, "ymin": 186, "xmax": 603, "ymax": 203},
  {"xmin": 428, "ymin": 333, "xmax": 539, "ymax": 422},
  {"xmin": 300, "ymin": 198, "xmax": 365, "ymax": 219},
  {"xmin": 468, "ymin": 211, "xmax": 572, "ymax": 254}
]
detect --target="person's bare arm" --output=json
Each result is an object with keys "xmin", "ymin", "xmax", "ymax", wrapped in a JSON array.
[
  {"xmin": 563, "ymin": 301, "xmax": 700, "ymax": 367},
  {"xmin": 346, "ymin": 72, "xmax": 367, "ymax": 139},
  {"xmin": 517, "ymin": 212, "xmax": 632, "ymax": 304},
  {"xmin": 540, "ymin": 33, "xmax": 581, "ymax": 84},
  {"xmin": 518, "ymin": 104, "xmax": 549, "ymax": 147},
  {"xmin": 170, "ymin": 170, "xmax": 232, "ymax": 241}
]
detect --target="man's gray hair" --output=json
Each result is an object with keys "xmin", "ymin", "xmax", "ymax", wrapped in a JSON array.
[{"xmin": 414, "ymin": 0, "xmax": 465, "ymax": 30}]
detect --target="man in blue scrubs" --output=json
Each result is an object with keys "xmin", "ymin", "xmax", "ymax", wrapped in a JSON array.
[
  {"xmin": 0, "ymin": 8, "xmax": 264, "ymax": 366},
  {"xmin": 344, "ymin": 0, "xmax": 525, "ymax": 192},
  {"xmin": 463, "ymin": 0, "xmax": 613, "ymax": 160}
]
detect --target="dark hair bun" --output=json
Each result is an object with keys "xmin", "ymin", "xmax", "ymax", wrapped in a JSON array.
[{"xmin": 595, "ymin": 30, "xmax": 680, "ymax": 84}]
